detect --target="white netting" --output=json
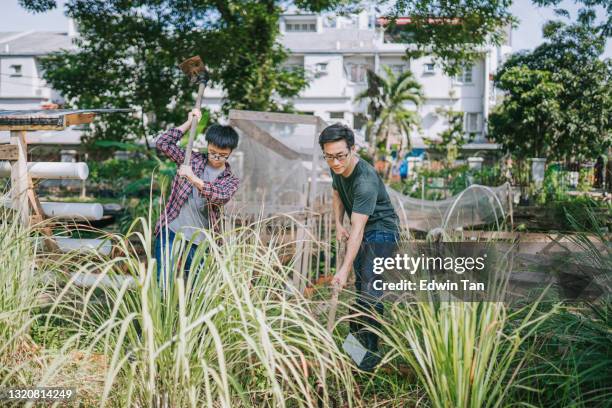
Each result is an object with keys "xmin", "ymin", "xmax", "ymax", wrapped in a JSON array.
[
  {"xmin": 388, "ymin": 183, "xmax": 512, "ymax": 232},
  {"xmin": 225, "ymin": 110, "xmax": 511, "ymax": 233},
  {"xmin": 225, "ymin": 115, "xmax": 329, "ymax": 220}
]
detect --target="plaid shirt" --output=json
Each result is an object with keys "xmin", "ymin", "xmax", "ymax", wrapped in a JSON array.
[{"xmin": 154, "ymin": 127, "xmax": 240, "ymax": 237}]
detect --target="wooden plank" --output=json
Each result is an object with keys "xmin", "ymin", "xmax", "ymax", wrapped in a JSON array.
[
  {"xmin": 230, "ymin": 118, "xmax": 311, "ymax": 160},
  {"xmin": 229, "ymin": 109, "xmax": 319, "ymax": 125},
  {"xmin": 10, "ymin": 130, "xmax": 29, "ymax": 226},
  {"xmin": 64, "ymin": 112, "xmax": 95, "ymax": 126},
  {"xmin": 0, "ymin": 125, "xmax": 65, "ymax": 131},
  {"xmin": 0, "ymin": 145, "xmax": 18, "ymax": 160}
]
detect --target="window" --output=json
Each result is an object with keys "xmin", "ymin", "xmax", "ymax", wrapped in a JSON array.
[
  {"xmin": 315, "ymin": 63, "xmax": 328, "ymax": 73},
  {"xmin": 285, "ymin": 21, "xmax": 316, "ymax": 32},
  {"xmin": 329, "ymin": 112, "xmax": 344, "ymax": 119},
  {"xmin": 455, "ymin": 65, "xmax": 473, "ymax": 84},
  {"xmin": 389, "ymin": 64, "xmax": 405, "ymax": 76},
  {"xmin": 353, "ymin": 113, "xmax": 368, "ymax": 130},
  {"xmin": 345, "ymin": 63, "xmax": 369, "ymax": 83},
  {"xmin": 285, "ymin": 64, "xmax": 303, "ymax": 72},
  {"xmin": 423, "ymin": 62, "xmax": 435, "ymax": 74},
  {"xmin": 466, "ymin": 113, "xmax": 480, "ymax": 133},
  {"xmin": 9, "ymin": 65, "xmax": 22, "ymax": 77}
]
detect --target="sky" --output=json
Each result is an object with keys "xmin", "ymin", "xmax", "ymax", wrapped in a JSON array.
[{"xmin": 1, "ymin": 0, "xmax": 610, "ymax": 58}]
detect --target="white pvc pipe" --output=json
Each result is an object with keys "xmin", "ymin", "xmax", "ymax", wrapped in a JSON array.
[
  {"xmin": 0, "ymin": 162, "xmax": 89, "ymax": 180},
  {"xmin": 40, "ymin": 202, "xmax": 104, "ymax": 220},
  {"xmin": 54, "ymin": 237, "xmax": 112, "ymax": 255},
  {"xmin": 0, "ymin": 129, "xmax": 83, "ymax": 145}
]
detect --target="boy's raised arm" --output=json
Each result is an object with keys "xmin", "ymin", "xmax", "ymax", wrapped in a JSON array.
[{"xmin": 155, "ymin": 109, "xmax": 202, "ymax": 165}]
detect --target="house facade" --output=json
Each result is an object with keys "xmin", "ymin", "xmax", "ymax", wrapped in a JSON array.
[
  {"xmin": 1, "ymin": 12, "xmax": 512, "ymax": 152},
  {"xmin": 203, "ymin": 11, "xmax": 512, "ymax": 152},
  {"xmin": 0, "ymin": 29, "xmax": 84, "ymax": 145}
]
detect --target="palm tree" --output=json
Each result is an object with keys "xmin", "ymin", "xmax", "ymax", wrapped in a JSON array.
[{"xmin": 356, "ymin": 66, "xmax": 424, "ymax": 157}]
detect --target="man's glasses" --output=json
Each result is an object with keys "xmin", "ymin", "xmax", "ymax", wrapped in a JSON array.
[
  {"xmin": 322, "ymin": 151, "xmax": 351, "ymax": 162},
  {"xmin": 208, "ymin": 151, "xmax": 230, "ymax": 161}
]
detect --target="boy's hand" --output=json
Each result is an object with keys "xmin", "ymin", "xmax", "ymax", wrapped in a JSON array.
[
  {"xmin": 178, "ymin": 109, "xmax": 202, "ymax": 133},
  {"xmin": 187, "ymin": 108, "xmax": 202, "ymax": 124},
  {"xmin": 178, "ymin": 164, "xmax": 196, "ymax": 180}
]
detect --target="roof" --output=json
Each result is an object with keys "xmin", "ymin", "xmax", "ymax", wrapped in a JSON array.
[{"xmin": 0, "ymin": 31, "xmax": 75, "ymax": 56}]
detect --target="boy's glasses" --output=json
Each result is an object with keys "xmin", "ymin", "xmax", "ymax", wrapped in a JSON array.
[
  {"xmin": 323, "ymin": 151, "xmax": 351, "ymax": 162},
  {"xmin": 208, "ymin": 152, "xmax": 230, "ymax": 161}
]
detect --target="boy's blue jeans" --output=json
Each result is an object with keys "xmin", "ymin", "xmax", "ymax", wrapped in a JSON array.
[
  {"xmin": 154, "ymin": 228, "xmax": 199, "ymax": 286},
  {"xmin": 351, "ymin": 229, "xmax": 399, "ymax": 362}
]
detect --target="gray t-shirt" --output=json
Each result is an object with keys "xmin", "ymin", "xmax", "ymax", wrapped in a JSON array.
[
  {"xmin": 168, "ymin": 164, "xmax": 225, "ymax": 245},
  {"xmin": 331, "ymin": 159, "xmax": 400, "ymax": 234}
]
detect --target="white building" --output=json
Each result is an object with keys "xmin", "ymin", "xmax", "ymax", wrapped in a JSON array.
[
  {"xmin": 0, "ymin": 30, "xmax": 74, "ymax": 109},
  {"xmin": 204, "ymin": 11, "xmax": 512, "ymax": 152},
  {"xmin": 0, "ymin": 29, "xmax": 84, "ymax": 145}
]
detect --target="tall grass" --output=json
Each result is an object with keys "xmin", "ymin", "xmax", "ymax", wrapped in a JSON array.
[
  {"xmin": 379, "ymin": 299, "xmax": 554, "ymax": 408},
  {"xmin": 369, "ymin": 236, "xmax": 557, "ymax": 408},
  {"xmin": 31, "ymin": 212, "xmax": 357, "ymax": 407},
  {"xmin": 0, "ymin": 206, "xmax": 46, "ymax": 380}
]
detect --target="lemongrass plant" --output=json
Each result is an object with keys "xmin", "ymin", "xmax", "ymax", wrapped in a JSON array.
[
  {"xmin": 369, "ymin": 234, "xmax": 557, "ymax": 408},
  {"xmin": 37, "ymin": 209, "xmax": 357, "ymax": 407},
  {"xmin": 0, "ymin": 206, "xmax": 45, "ymax": 375}
]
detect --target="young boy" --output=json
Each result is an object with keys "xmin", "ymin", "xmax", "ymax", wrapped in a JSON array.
[
  {"xmin": 154, "ymin": 108, "xmax": 240, "ymax": 282},
  {"xmin": 319, "ymin": 123, "xmax": 400, "ymax": 371}
]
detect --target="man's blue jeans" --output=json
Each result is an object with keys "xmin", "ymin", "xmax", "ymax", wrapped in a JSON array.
[
  {"xmin": 154, "ymin": 228, "xmax": 199, "ymax": 286},
  {"xmin": 351, "ymin": 229, "xmax": 399, "ymax": 365}
]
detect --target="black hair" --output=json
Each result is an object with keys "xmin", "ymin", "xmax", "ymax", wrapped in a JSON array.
[
  {"xmin": 205, "ymin": 124, "xmax": 239, "ymax": 150},
  {"xmin": 318, "ymin": 123, "xmax": 355, "ymax": 150}
]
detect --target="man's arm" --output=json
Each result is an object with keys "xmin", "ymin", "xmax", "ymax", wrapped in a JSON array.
[
  {"xmin": 332, "ymin": 189, "xmax": 349, "ymax": 242},
  {"xmin": 332, "ymin": 212, "xmax": 368, "ymax": 290}
]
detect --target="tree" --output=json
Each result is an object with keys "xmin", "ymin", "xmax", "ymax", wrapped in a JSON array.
[
  {"xmin": 17, "ymin": 0, "xmax": 344, "ymax": 155},
  {"xmin": 382, "ymin": 0, "xmax": 515, "ymax": 75},
  {"xmin": 489, "ymin": 66, "xmax": 563, "ymax": 158},
  {"xmin": 490, "ymin": 14, "xmax": 612, "ymax": 161},
  {"xmin": 425, "ymin": 107, "xmax": 473, "ymax": 165},
  {"xmin": 356, "ymin": 66, "xmax": 423, "ymax": 157}
]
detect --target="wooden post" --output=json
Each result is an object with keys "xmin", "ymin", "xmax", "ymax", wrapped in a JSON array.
[
  {"xmin": 298, "ymin": 119, "xmax": 325, "ymax": 291},
  {"xmin": 10, "ymin": 130, "xmax": 29, "ymax": 226}
]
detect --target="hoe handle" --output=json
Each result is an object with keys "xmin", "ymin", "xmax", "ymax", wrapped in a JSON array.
[
  {"xmin": 183, "ymin": 82, "xmax": 205, "ymax": 166},
  {"xmin": 326, "ymin": 289, "xmax": 339, "ymax": 333}
]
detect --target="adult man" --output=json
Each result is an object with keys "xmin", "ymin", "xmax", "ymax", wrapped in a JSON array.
[
  {"xmin": 319, "ymin": 123, "xmax": 400, "ymax": 371},
  {"xmin": 154, "ymin": 108, "xmax": 240, "ymax": 283}
]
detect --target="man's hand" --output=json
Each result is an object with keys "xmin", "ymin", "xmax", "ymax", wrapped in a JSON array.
[
  {"xmin": 336, "ymin": 224, "xmax": 349, "ymax": 243},
  {"xmin": 178, "ymin": 164, "xmax": 196, "ymax": 181},
  {"xmin": 331, "ymin": 266, "xmax": 349, "ymax": 292}
]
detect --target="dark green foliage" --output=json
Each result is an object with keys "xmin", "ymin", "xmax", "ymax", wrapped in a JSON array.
[
  {"xmin": 514, "ymin": 301, "xmax": 612, "ymax": 407},
  {"xmin": 20, "ymin": 0, "xmax": 346, "ymax": 154},
  {"xmin": 386, "ymin": 0, "xmax": 515, "ymax": 74},
  {"xmin": 490, "ymin": 16, "xmax": 612, "ymax": 160}
]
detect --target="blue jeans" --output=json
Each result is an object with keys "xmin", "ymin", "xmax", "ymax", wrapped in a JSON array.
[
  {"xmin": 351, "ymin": 229, "xmax": 399, "ymax": 358},
  {"xmin": 154, "ymin": 228, "xmax": 199, "ymax": 287}
]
